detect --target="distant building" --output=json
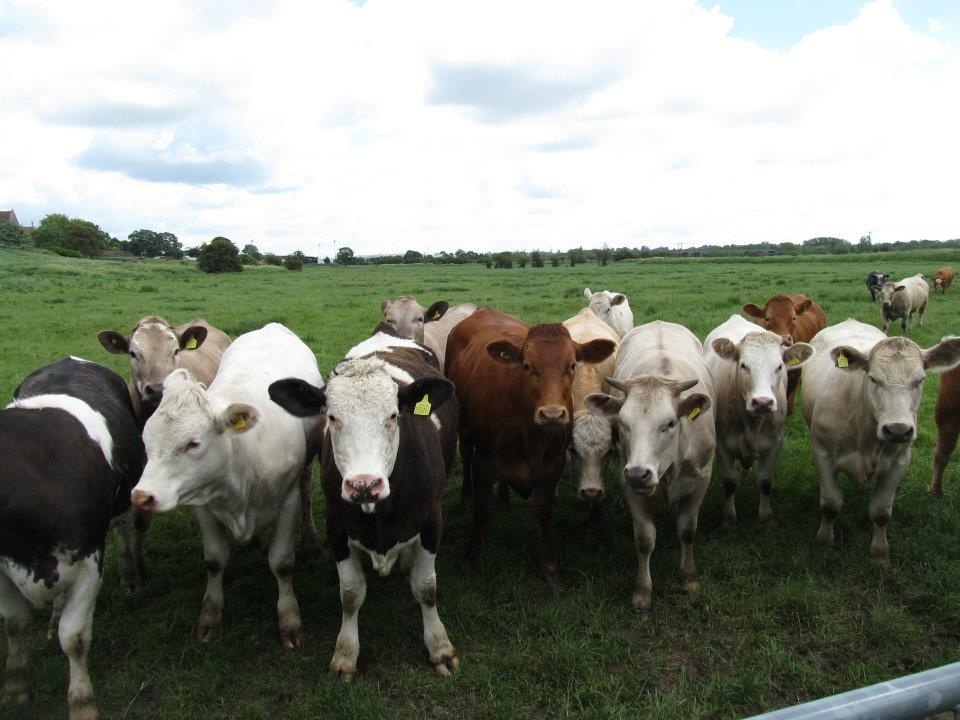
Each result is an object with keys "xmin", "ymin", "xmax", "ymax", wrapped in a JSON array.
[
  {"xmin": 0, "ymin": 210, "xmax": 20, "ymax": 226},
  {"xmin": 302, "ymin": 255, "xmax": 319, "ymax": 264}
]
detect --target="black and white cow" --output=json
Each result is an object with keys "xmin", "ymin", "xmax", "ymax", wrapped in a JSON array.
[
  {"xmin": 1, "ymin": 357, "xmax": 144, "ymax": 720},
  {"xmin": 866, "ymin": 270, "xmax": 889, "ymax": 303},
  {"xmin": 269, "ymin": 327, "xmax": 460, "ymax": 681}
]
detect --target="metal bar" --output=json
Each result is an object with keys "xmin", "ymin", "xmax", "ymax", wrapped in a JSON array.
[{"xmin": 745, "ymin": 661, "xmax": 960, "ymax": 720}]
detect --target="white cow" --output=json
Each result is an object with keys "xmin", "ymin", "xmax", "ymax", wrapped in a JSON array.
[
  {"xmin": 584, "ymin": 288, "xmax": 634, "ymax": 338},
  {"xmin": 878, "ymin": 273, "xmax": 928, "ymax": 334},
  {"xmin": 586, "ymin": 321, "xmax": 714, "ymax": 611},
  {"xmin": 703, "ymin": 315, "xmax": 814, "ymax": 527},
  {"xmin": 131, "ymin": 323, "xmax": 321, "ymax": 648},
  {"xmin": 802, "ymin": 319, "xmax": 960, "ymax": 562}
]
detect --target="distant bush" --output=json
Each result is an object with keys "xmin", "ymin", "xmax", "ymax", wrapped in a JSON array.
[
  {"xmin": 531, "ymin": 250, "xmax": 544, "ymax": 268},
  {"xmin": 197, "ymin": 236, "xmax": 243, "ymax": 273},
  {"xmin": 0, "ymin": 223, "xmax": 29, "ymax": 246},
  {"xmin": 239, "ymin": 253, "xmax": 257, "ymax": 265},
  {"xmin": 263, "ymin": 253, "xmax": 283, "ymax": 266},
  {"xmin": 284, "ymin": 251, "xmax": 305, "ymax": 271},
  {"xmin": 33, "ymin": 213, "xmax": 111, "ymax": 257}
]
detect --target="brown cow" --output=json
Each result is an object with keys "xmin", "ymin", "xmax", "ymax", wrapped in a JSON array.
[
  {"xmin": 934, "ymin": 267, "xmax": 955, "ymax": 294},
  {"xmin": 931, "ymin": 365, "xmax": 960, "ymax": 496},
  {"xmin": 445, "ymin": 308, "xmax": 615, "ymax": 585},
  {"xmin": 742, "ymin": 294, "xmax": 827, "ymax": 413}
]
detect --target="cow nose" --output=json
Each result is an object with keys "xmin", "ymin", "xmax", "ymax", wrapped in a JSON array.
[
  {"xmin": 623, "ymin": 466, "xmax": 657, "ymax": 495},
  {"xmin": 345, "ymin": 474, "xmax": 386, "ymax": 502},
  {"xmin": 535, "ymin": 406, "xmax": 569, "ymax": 426},
  {"xmin": 750, "ymin": 397, "xmax": 775, "ymax": 414},
  {"xmin": 882, "ymin": 301, "xmax": 891, "ymax": 308},
  {"xmin": 782, "ymin": 335, "xmax": 794, "ymax": 347},
  {"xmin": 131, "ymin": 489, "xmax": 157, "ymax": 513},
  {"xmin": 579, "ymin": 487, "xmax": 604, "ymax": 504},
  {"xmin": 881, "ymin": 423, "xmax": 913, "ymax": 443},
  {"xmin": 144, "ymin": 384, "xmax": 163, "ymax": 400}
]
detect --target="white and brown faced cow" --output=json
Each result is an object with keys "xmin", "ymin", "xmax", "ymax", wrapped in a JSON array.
[
  {"xmin": 584, "ymin": 288, "xmax": 634, "ymax": 338},
  {"xmin": 270, "ymin": 330, "xmax": 460, "ymax": 681},
  {"xmin": 802, "ymin": 319, "xmax": 960, "ymax": 562},
  {"xmin": 585, "ymin": 321, "xmax": 714, "ymax": 611},
  {"xmin": 380, "ymin": 296, "xmax": 477, "ymax": 368},
  {"xmin": 877, "ymin": 274, "xmax": 929, "ymax": 334},
  {"xmin": 703, "ymin": 315, "xmax": 814, "ymax": 527}
]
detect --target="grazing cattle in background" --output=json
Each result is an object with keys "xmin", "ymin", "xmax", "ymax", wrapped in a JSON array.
[
  {"xmin": 930, "ymin": 366, "xmax": 960, "ymax": 496},
  {"xmin": 584, "ymin": 288, "xmax": 634, "ymax": 338},
  {"xmin": 446, "ymin": 308, "xmax": 615, "ymax": 585},
  {"xmin": 562, "ymin": 308, "xmax": 620, "ymax": 508},
  {"xmin": 866, "ymin": 271, "xmax": 889, "ymax": 302},
  {"xmin": 802, "ymin": 319, "xmax": 960, "ymax": 562},
  {"xmin": 381, "ymin": 296, "xmax": 478, "ymax": 368},
  {"xmin": 1, "ymin": 357, "xmax": 144, "ymax": 720},
  {"xmin": 878, "ymin": 273, "xmax": 929, "ymax": 334},
  {"xmin": 934, "ymin": 266, "xmax": 955, "ymax": 294},
  {"xmin": 703, "ymin": 315, "xmax": 814, "ymax": 528},
  {"xmin": 742, "ymin": 293, "xmax": 827, "ymax": 414},
  {"xmin": 269, "ymin": 330, "xmax": 460, "ymax": 681},
  {"xmin": 585, "ymin": 321, "xmax": 714, "ymax": 611},
  {"xmin": 131, "ymin": 323, "xmax": 321, "ymax": 648}
]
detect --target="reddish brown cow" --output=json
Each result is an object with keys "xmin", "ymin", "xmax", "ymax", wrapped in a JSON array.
[
  {"xmin": 445, "ymin": 308, "xmax": 615, "ymax": 585},
  {"xmin": 743, "ymin": 294, "xmax": 828, "ymax": 413},
  {"xmin": 934, "ymin": 267, "xmax": 955, "ymax": 294},
  {"xmin": 931, "ymin": 366, "xmax": 960, "ymax": 496}
]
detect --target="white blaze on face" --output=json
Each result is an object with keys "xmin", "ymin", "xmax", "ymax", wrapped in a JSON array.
[
  {"xmin": 617, "ymin": 383, "xmax": 681, "ymax": 491},
  {"xmin": 863, "ymin": 343, "xmax": 926, "ymax": 441},
  {"xmin": 734, "ymin": 332, "xmax": 784, "ymax": 414},
  {"xmin": 570, "ymin": 411, "xmax": 614, "ymax": 501},
  {"xmin": 382, "ymin": 297, "xmax": 426, "ymax": 343},
  {"xmin": 129, "ymin": 322, "xmax": 180, "ymax": 396}
]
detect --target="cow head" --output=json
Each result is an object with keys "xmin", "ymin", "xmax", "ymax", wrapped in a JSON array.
[
  {"xmin": 584, "ymin": 288, "xmax": 627, "ymax": 328},
  {"xmin": 569, "ymin": 410, "xmax": 616, "ymax": 504},
  {"xmin": 586, "ymin": 376, "xmax": 710, "ymax": 496},
  {"xmin": 131, "ymin": 369, "xmax": 257, "ymax": 513},
  {"xmin": 878, "ymin": 282, "xmax": 905, "ymax": 310},
  {"xmin": 830, "ymin": 336, "xmax": 960, "ymax": 443},
  {"xmin": 269, "ymin": 358, "xmax": 453, "ymax": 514},
  {"xmin": 99, "ymin": 316, "xmax": 208, "ymax": 416},
  {"xmin": 381, "ymin": 296, "xmax": 449, "ymax": 344},
  {"xmin": 487, "ymin": 324, "xmax": 615, "ymax": 428},
  {"xmin": 712, "ymin": 332, "xmax": 814, "ymax": 415},
  {"xmin": 742, "ymin": 295, "xmax": 813, "ymax": 345},
  {"xmin": 935, "ymin": 276, "xmax": 945, "ymax": 289}
]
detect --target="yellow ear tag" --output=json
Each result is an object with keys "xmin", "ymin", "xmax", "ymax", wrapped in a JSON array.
[
  {"xmin": 787, "ymin": 356, "xmax": 800, "ymax": 367},
  {"xmin": 414, "ymin": 394, "xmax": 432, "ymax": 416},
  {"xmin": 687, "ymin": 406, "xmax": 701, "ymax": 421},
  {"xmin": 837, "ymin": 354, "xmax": 848, "ymax": 369},
  {"xmin": 233, "ymin": 416, "xmax": 246, "ymax": 431},
  {"xmin": 433, "ymin": 311, "xmax": 441, "ymax": 320},
  {"xmin": 500, "ymin": 350, "xmax": 510, "ymax": 360},
  {"xmin": 185, "ymin": 336, "xmax": 198, "ymax": 350}
]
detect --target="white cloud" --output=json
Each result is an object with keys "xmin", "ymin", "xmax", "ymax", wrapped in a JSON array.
[{"xmin": 929, "ymin": 18, "xmax": 944, "ymax": 32}]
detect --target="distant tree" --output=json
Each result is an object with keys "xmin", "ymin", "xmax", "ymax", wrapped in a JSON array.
[
  {"xmin": 185, "ymin": 246, "xmax": 201, "ymax": 258},
  {"xmin": 550, "ymin": 255, "xmax": 561, "ymax": 267},
  {"xmin": 197, "ymin": 236, "xmax": 243, "ymax": 273},
  {"xmin": 483, "ymin": 254, "xmax": 493, "ymax": 269},
  {"xmin": 531, "ymin": 250, "xmax": 544, "ymax": 268},
  {"xmin": 336, "ymin": 246, "xmax": 356, "ymax": 266},
  {"xmin": 568, "ymin": 247, "xmax": 586, "ymax": 266},
  {"xmin": 243, "ymin": 243, "xmax": 262, "ymax": 260},
  {"xmin": 597, "ymin": 244, "xmax": 611, "ymax": 266},
  {"xmin": 516, "ymin": 252, "xmax": 530, "ymax": 268},
  {"xmin": 125, "ymin": 229, "xmax": 183, "ymax": 258},
  {"xmin": 403, "ymin": 249, "xmax": 424, "ymax": 263},
  {"xmin": 494, "ymin": 252, "xmax": 514, "ymax": 269},
  {"xmin": 284, "ymin": 250, "xmax": 305, "ymax": 271},
  {"xmin": 239, "ymin": 253, "xmax": 257, "ymax": 265},
  {"xmin": 33, "ymin": 214, "xmax": 111, "ymax": 257},
  {"xmin": 263, "ymin": 253, "xmax": 283, "ymax": 266},
  {"xmin": 0, "ymin": 223, "xmax": 29, "ymax": 246},
  {"xmin": 322, "ymin": 256, "xmax": 331, "ymax": 265}
]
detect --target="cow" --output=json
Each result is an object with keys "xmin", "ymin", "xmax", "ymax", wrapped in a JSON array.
[
  {"xmin": 801, "ymin": 319, "xmax": 960, "ymax": 562},
  {"xmin": 130, "ymin": 323, "xmax": 321, "ymax": 648},
  {"xmin": 742, "ymin": 293, "xmax": 827, "ymax": 414},
  {"xmin": 878, "ymin": 273, "xmax": 929, "ymax": 334},
  {"xmin": 934, "ymin": 266, "xmax": 955, "ymax": 294},
  {"xmin": 584, "ymin": 288, "xmax": 634, "ymax": 338},
  {"xmin": 562, "ymin": 308, "xmax": 620, "ymax": 508},
  {"xmin": 269, "ymin": 328, "xmax": 460, "ymax": 681},
  {"xmin": 584, "ymin": 321, "xmax": 714, "ymax": 611},
  {"xmin": 381, "ymin": 296, "xmax": 478, "ymax": 368},
  {"xmin": 930, "ymin": 366, "xmax": 960, "ymax": 496},
  {"xmin": 866, "ymin": 271, "xmax": 889, "ymax": 302},
  {"xmin": 703, "ymin": 315, "xmax": 814, "ymax": 528},
  {"xmin": 1, "ymin": 357, "xmax": 145, "ymax": 720},
  {"xmin": 445, "ymin": 308, "xmax": 616, "ymax": 585}
]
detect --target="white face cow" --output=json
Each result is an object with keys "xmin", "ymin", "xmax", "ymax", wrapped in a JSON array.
[
  {"xmin": 712, "ymin": 332, "xmax": 814, "ymax": 415},
  {"xmin": 878, "ymin": 282, "xmax": 908, "ymax": 310},
  {"xmin": 569, "ymin": 411, "xmax": 616, "ymax": 503},
  {"xmin": 584, "ymin": 288, "xmax": 626, "ymax": 325},
  {"xmin": 381, "ymin": 297, "xmax": 449, "ymax": 344}
]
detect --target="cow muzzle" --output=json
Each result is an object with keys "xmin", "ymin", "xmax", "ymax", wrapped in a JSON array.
[
  {"xmin": 131, "ymin": 489, "xmax": 160, "ymax": 514},
  {"xmin": 343, "ymin": 474, "xmax": 388, "ymax": 506},
  {"xmin": 623, "ymin": 465, "xmax": 658, "ymax": 496},
  {"xmin": 749, "ymin": 396, "xmax": 775, "ymax": 415},
  {"xmin": 881, "ymin": 423, "xmax": 913, "ymax": 444},
  {"xmin": 578, "ymin": 486, "xmax": 605, "ymax": 505},
  {"xmin": 882, "ymin": 301, "xmax": 891, "ymax": 309},
  {"xmin": 535, "ymin": 405, "xmax": 569, "ymax": 426}
]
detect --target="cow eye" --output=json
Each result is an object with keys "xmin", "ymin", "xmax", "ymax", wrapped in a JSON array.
[
  {"xmin": 129, "ymin": 351, "xmax": 138, "ymax": 360},
  {"xmin": 389, "ymin": 412, "xmax": 398, "ymax": 421},
  {"xmin": 740, "ymin": 363, "xmax": 749, "ymax": 372},
  {"xmin": 387, "ymin": 319, "xmax": 396, "ymax": 325},
  {"xmin": 570, "ymin": 363, "xmax": 578, "ymax": 373},
  {"xmin": 868, "ymin": 377, "xmax": 879, "ymax": 386},
  {"xmin": 185, "ymin": 439, "xmax": 200, "ymax": 451},
  {"xmin": 416, "ymin": 317, "xmax": 424, "ymax": 324},
  {"xmin": 662, "ymin": 419, "xmax": 677, "ymax": 432},
  {"xmin": 328, "ymin": 414, "xmax": 338, "ymax": 423},
  {"xmin": 764, "ymin": 317, "xmax": 770, "ymax": 323},
  {"xmin": 522, "ymin": 363, "xmax": 531, "ymax": 373}
]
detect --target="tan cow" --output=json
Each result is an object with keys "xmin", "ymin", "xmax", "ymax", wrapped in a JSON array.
[
  {"xmin": 562, "ymin": 308, "xmax": 620, "ymax": 506},
  {"xmin": 878, "ymin": 273, "xmax": 928, "ymax": 334},
  {"xmin": 381, "ymin": 296, "xmax": 477, "ymax": 368},
  {"xmin": 934, "ymin": 266, "xmax": 955, "ymax": 294},
  {"xmin": 802, "ymin": 319, "xmax": 960, "ymax": 562}
]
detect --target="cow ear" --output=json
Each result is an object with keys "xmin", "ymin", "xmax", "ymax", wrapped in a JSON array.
[
  {"xmin": 381, "ymin": 298, "xmax": 393, "ymax": 314},
  {"xmin": 398, "ymin": 377, "xmax": 455, "ymax": 415},
  {"xmin": 611, "ymin": 293, "xmax": 626, "ymax": 306},
  {"xmin": 796, "ymin": 299, "xmax": 813, "ymax": 316},
  {"xmin": 742, "ymin": 303, "xmax": 763, "ymax": 319},
  {"xmin": 831, "ymin": 346, "xmax": 868, "ymax": 372},
  {"xmin": 712, "ymin": 338, "xmax": 739, "ymax": 361},
  {"xmin": 269, "ymin": 379, "xmax": 326, "ymax": 417},
  {"xmin": 923, "ymin": 337, "xmax": 960, "ymax": 373},
  {"xmin": 894, "ymin": 285, "xmax": 906, "ymax": 292},
  {"xmin": 584, "ymin": 288, "xmax": 593, "ymax": 299},
  {"xmin": 577, "ymin": 338, "xmax": 616, "ymax": 364},
  {"xmin": 782, "ymin": 343, "xmax": 814, "ymax": 368},
  {"xmin": 585, "ymin": 392, "xmax": 623, "ymax": 418},
  {"xmin": 678, "ymin": 393, "xmax": 711, "ymax": 422},
  {"xmin": 424, "ymin": 301, "xmax": 449, "ymax": 323},
  {"xmin": 487, "ymin": 340, "xmax": 522, "ymax": 365},
  {"xmin": 870, "ymin": 284, "xmax": 881, "ymax": 292},
  {"xmin": 99, "ymin": 331, "xmax": 129, "ymax": 354},
  {"xmin": 220, "ymin": 403, "xmax": 258, "ymax": 433},
  {"xmin": 178, "ymin": 326, "xmax": 208, "ymax": 351}
]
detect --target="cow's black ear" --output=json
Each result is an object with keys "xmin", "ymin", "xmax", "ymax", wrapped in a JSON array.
[
  {"xmin": 398, "ymin": 377, "xmax": 455, "ymax": 415},
  {"xmin": 269, "ymin": 378, "xmax": 326, "ymax": 417},
  {"xmin": 98, "ymin": 331, "xmax": 129, "ymax": 354},
  {"xmin": 424, "ymin": 301, "xmax": 449, "ymax": 323},
  {"xmin": 179, "ymin": 326, "xmax": 208, "ymax": 351}
]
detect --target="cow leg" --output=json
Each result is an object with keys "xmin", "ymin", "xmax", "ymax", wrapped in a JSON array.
[
  {"xmin": 869, "ymin": 461, "xmax": 906, "ymax": 565},
  {"xmin": 133, "ymin": 509, "xmax": 151, "ymax": 580},
  {"xmin": 624, "ymin": 492, "xmax": 656, "ymax": 612},
  {"xmin": 194, "ymin": 507, "xmax": 230, "ymax": 642},
  {"xmin": 532, "ymin": 479, "xmax": 560, "ymax": 585},
  {"xmin": 330, "ymin": 548, "xmax": 366, "ymax": 683},
  {"xmin": 269, "ymin": 490, "xmax": 304, "ymax": 650},
  {"xmin": 716, "ymin": 444, "xmax": 738, "ymax": 531},
  {"xmin": 0, "ymin": 573, "xmax": 32, "ymax": 705},
  {"xmin": 931, "ymin": 421, "xmax": 960, "ymax": 496},
  {"xmin": 113, "ymin": 507, "xmax": 142, "ymax": 592},
  {"xmin": 410, "ymin": 542, "xmax": 459, "ymax": 676},
  {"xmin": 459, "ymin": 430, "xmax": 474, "ymax": 505},
  {"xmin": 58, "ymin": 554, "xmax": 102, "ymax": 720},
  {"xmin": 465, "ymin": 459, "xmax": 493, "ymax": 564},
  {"xmin": 756, "ymin": 444, "xmax": 781, "ymax": 521},
  {"xmin": 297, "ymin": 465, "xmax": 322, "ymax": 563},
  {"xmin": 676, "ymin": 476, "xmax": 708, "ymax": 594},
  {"xmin": 785, "ymin": 369, "xmax": 801, "ymax": 415},
  {"xmin": 813, "ymin": 451, "xmax": 842, "ymax": 549},
  {"xmin": 918, "ymin": 302, "xmax": 926, "ymax": 327}
]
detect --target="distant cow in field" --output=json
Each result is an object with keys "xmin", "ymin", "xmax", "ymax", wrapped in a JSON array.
[
  {"xmin": 931, "ymin": 366, "xmax": 960, "ymax": 497},
  {"xmin": 934, "ymin": 267, "xmax": 955, "ymax": 294},
  {"xmin": 878, "ymin": 273, "xmax": 929, "ymax": 334},
  {"xmin": 131, "ymin": 323, "xmax": 321, "ymax": 648},
  {"xmin": 585, "ymin": 321, "xmax": 714, "ymax": 611},
  {"xmin": 742, "ymin": 293, "xmax": 827, "ymax": 413},
  {"xmin": 802, "ymin": 319, "xmax": 960, "ymax": 562},
  {"xmin": 704, "ymin": 315, "xmax": 814, "ymax": 528},
  {"xmin": 584, "ymin": 288, "xmax": 634, "ymax": 338},
  {"xmin": 562, "ymin": 308, "xmax": 620, "ymax": 508},
  {"xmin": 1, "ymin": 357, "xmax": 144, "ymax": 720},
  {"xmin": 446, "ymin": 308, "xmax": 615, "ymax": 585},
  {"xmin": 381, "ymin": 296, "xmax": 477, "ymax": 368},
  {"xmin": 270, "ymin": 328, "xmax": 460, "ymax": 680},
  {"xmin": 866, "ymin": 271, "xmax": 889, "ymax": 302}
]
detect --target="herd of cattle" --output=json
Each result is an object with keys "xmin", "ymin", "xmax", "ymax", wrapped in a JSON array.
[{"xmin": 1, "ymin": 267, "xmax": 959, "ymax": 719}]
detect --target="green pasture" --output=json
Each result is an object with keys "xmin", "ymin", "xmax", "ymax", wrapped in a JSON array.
[{"xmin": 1, "ymin": 246, "xmax": 960, "ymax": 720}]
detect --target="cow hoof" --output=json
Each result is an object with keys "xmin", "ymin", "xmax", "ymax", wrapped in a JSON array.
[
  {"xmin": 681, "ymin": 578, "xmax": 699, "ymax": 594},
  {"xmin": 541, "ymin": 564, "xmax": 561, "ymax": 588},
  {"xmin": 195, "ymin": 619, "xmax": 221, "ymax": 643},
  {"xmin": 279, "ymin": 622, "xmax": 304, "ymax": 650},
  {"xmin": 120, "ymin": 572, "xmax": 142, "ymax": 594},
  {"xmin": 432, "ymin": 651, "xmax": 460, "ymax": 677},
  {"xmin": 329, "ymin": 660, "xmax": 357, "ymax": 683},
  {"xmin": 631, "ymin": 593, "xmax": 652, "ymax": 613},
  {"xmin": 929, "ymin": 484, "xmax": 943, "ymax": 498},
  {"xmin": 68, "ymin": 698, "xmax": 100, "ymax": 720}
]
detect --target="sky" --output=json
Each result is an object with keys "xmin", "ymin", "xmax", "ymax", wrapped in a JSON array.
[{"xmin": 1, "ymin": 0, "xmax": 958, "ymax": 257}]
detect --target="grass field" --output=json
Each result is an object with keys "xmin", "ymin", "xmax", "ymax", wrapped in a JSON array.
[{"xmin": 2, "ymin": 246, "xmax": 960, "ymax": 720}]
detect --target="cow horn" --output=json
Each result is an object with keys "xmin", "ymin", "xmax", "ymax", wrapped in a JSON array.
[
  {"xmin": 675, "ymin": 379, "xmax": 699, "ymax": 393},
  {"xmin": 605, "ymin": 377, "xmax": 628, "ymax": 393}
]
